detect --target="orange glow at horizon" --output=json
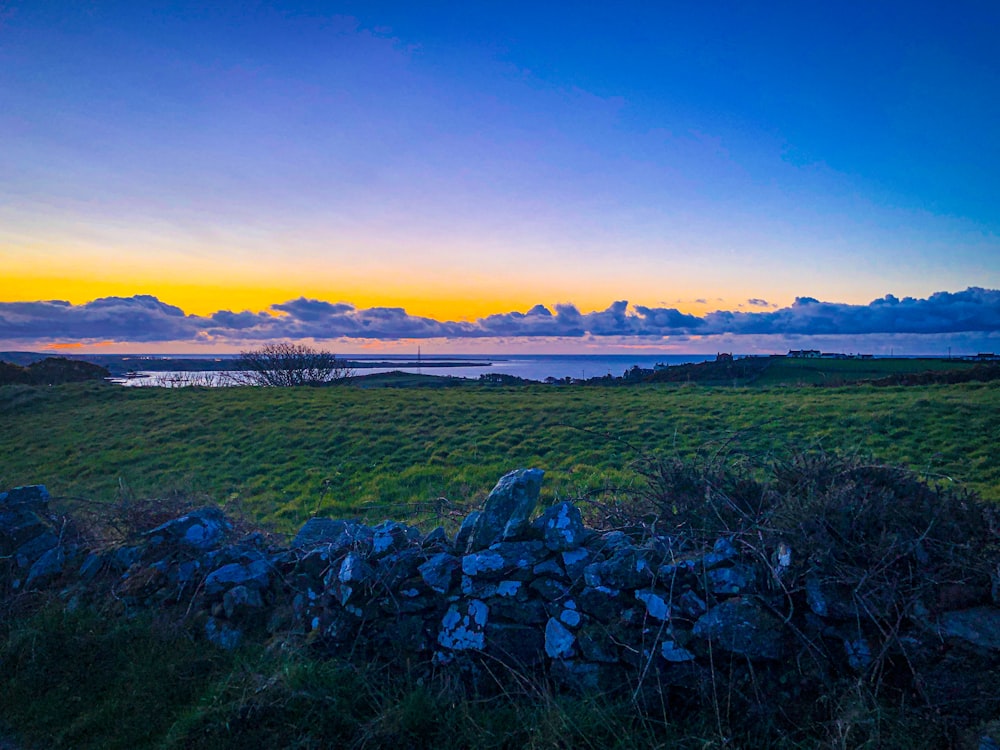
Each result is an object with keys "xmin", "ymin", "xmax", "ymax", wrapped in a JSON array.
[{"xmin": 2, "ymin": 269, "xmax": 729, "ymax": 321}]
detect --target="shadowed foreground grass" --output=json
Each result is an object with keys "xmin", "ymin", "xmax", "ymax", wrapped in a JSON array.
[{"xmin": 1, "ymin": 381, "xmax": 997, "ymax": 531}]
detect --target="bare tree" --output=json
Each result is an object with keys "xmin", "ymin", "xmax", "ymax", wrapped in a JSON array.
[{"xmin": 231, "ymin": 343, "xmax": 353, "ymax": 386}]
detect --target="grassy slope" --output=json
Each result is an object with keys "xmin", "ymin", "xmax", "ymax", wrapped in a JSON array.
[
  {"xmin": 755, "ymin": 356, "xmax": 981, "ymax": 385},
  {"xmin": 1, "ymin": 380, "xmax": 997, "ymax": 532}
]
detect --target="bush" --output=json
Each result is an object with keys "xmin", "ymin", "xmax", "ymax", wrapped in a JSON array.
[{"xmin": 230, "ymin": 343, "xmax": 353, "ymax": 386}]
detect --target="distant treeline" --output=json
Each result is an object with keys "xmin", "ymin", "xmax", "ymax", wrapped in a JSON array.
[{"xmin": 0, "ymin": 357, "xmax": 110, "ymax": 386}]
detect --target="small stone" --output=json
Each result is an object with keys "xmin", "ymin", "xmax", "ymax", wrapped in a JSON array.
[
  {"xmin": 635, "ymin": 589, "xmax": 671, "ymax": 621},
  {"xmin": 545, "ymin": 617, "xmax": 576, "ymax": 658},
  {"xmin": 660, "ymin": 640, "xmax": 696, "ymax": 663},
  {"xmin": 708, "ymin": 564, "xmax": 754, "ymax": 595}
]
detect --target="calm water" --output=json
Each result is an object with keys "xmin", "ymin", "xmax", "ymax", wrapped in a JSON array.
[{"xmin": 115, "ymin": 353, "xmax": 718, "ymax": 386}]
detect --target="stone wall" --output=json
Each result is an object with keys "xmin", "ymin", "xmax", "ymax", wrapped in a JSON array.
[{"xmin": 3, "ymin": 470, "xmax": 1000, "ymax": 701}]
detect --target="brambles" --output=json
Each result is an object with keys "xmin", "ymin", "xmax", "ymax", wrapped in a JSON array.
[{"xmin": 230, "ymin": 343, "xmax": 353, "ymax": 386}]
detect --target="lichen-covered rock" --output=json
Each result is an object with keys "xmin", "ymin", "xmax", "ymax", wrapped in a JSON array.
[
  {"xmin": 438, "ymin": 599, "xmax": 489, "ymax": 652},
  {"xmin": 545, "ymin": 617, "xmax": 576, "ymax": 658},
  {"xmin": 634, "ymin": 588, "xmax": 671, "ymax": 621},
  {"xmin": 371, "ymin": 520, "xmax": 420, "ymax": 557},
  {"xmin": 467, "ymin": 469, "xmax": 543, "ymax": 551},
  {"xmin": 532, "ymin": 501, "xmax": 586, "ymax": 551},
  {"xmin": 576, "ymin": 585, "xmax": 623, "ymax": 623},
  {"xmin": 693, "ymin": 598, "xmax": 784, "ymax": 660},
  {"xmin": 584, "ymin": 548, "xmax": 654, "ymax": 590}
]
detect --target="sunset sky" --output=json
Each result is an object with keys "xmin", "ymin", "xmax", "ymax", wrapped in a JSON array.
[{"xmin": 2, "ymin": 1, "xmax": 998, "ymax": 354}]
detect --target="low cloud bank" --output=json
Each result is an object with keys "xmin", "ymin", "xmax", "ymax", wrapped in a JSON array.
[{"xmin": 1, "ymin": 288, "xmax": 998, "ymax": 345}]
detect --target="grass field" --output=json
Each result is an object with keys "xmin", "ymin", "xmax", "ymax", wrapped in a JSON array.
[{"xmin": 1, "ymin": 379, "xmax": 996, "ymax": 532}]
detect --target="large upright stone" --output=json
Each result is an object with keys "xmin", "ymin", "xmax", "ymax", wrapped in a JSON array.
[{"xmin": 467, "ymin": 469, "xmax": 544, "ymax": 551}]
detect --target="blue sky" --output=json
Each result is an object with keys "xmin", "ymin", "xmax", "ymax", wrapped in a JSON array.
[{"xmin": 1, "ymin": 1, "xmax": 998, "ymax": 353}]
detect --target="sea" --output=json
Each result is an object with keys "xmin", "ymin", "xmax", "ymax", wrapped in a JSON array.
[{"xmin": 115, "ymin": 353, "xmax": 718, "ymax": 386}]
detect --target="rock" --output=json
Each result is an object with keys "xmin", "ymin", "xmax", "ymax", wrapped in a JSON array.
[
  {"xmin": 0, "ymin": 484, "xmax": 50, "ymax": 509},
  {"xmin": 703, "ymin": 537, "xmax": 738, "ymax": 568},
  {"xmin": 203, "ymin": 556, "xmax": 271, "ymax": 596},
  {"xmin": 463, "ymin": 541, "xmax": 548, "ymax": 580},
  {"xmin": 25, "ymin": 544, "xmax": 67, "ymax": 587},
  {"xmin": 79, "ymin": 552, "xmax": 104, "ymax": 581},
  {"xmin": 692, "ymin": 598, "xmax": 784, "ymax": 660},
  {"xmin": 576, "ymin": 586, "xmax": 623, "ymax": 623},
  {"xmin": 490, "ymin": 596, "xmax": 547, "ymax": 625},
  {"xmin": 418, "ymin": 552, "xmax": 461, "ymax": 594},
  {"xmin": 676, "ymin": 590, "xmax": 708, "ymax": 619},
  {"xmin": 421, "ymin": 526, "xmax": 450, "ymax": 550},
  {"xmin": 584, "ymin": 548, "xmax": 653, "ymax": 590},
  {"xmin": 937, "ymin": 606, "xmax": 1000, "ymax": 650},
  {"xmin": 145, "ymin": 507, "xmax": 229, "ymax": 551},
  {"xmin": 486, "ymin": 623, "xmax": 545, "ymax": 667},
  {"xmin": 371, "ymin": 520, "xmax": 419, "ymax": 557},
  {"xmin": 467, "ymin": 469, "xmax": 544, "ymax": 551},
  {"xmin": 205, "ymin": 616, "xmax": 243, "ymax": 649},
  {"xmin": 561, "ymin": 548, "xmax": 593, "ymax": 580},
  {"xmin": 634, "ymin": 588, "xmax": 671, "ymax": 621},
  {"xmin": 545, "ymin": 617, "xmax": 576, "ymax": 658},
  {"xmin": 13, "ymin": 532, "xmax": 59, "ymax": 568},
  {"xmin": 223, "ymin": 584, "xmax": 265, "ymax": 619},
  {"xmin": 292, "ymin": 518, "xmax": 349, "ymax": 548},
  {"xmin": 453, "ymin": 511, "xmax": 480, "ymax": 552},
  {"xmin": 577, "ymin": 625, "xmax": 618, "ymax": 663},
  {"xmin": 532, "ymin": 501, "xmax": 586, "ymax": 551},
  {"xmin": 805, "ymin": 576, "xmax": 859, "ymax": 620},
  {"xmin": 707, "ymin": 564, "xmax": 754, "ymax": 596},
  {"xmin": 660, "ymin": 640, "xmax": 696, "ymax": 662},
  {"xmin": 438, "ymin": 599, "xmax": 489, "ymax": 651},
  {"xmin": 529, "ymin": 577, "xmax": 571, "ymax": 601}
]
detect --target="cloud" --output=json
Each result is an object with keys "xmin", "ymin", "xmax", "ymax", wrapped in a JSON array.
[
  {"xmin": 747, "ymin": 298, "xmax": 772, "ymax": 308},
  {"xmin": 1, "ymin": 288, "xmax": 998, "ymax": 346}
]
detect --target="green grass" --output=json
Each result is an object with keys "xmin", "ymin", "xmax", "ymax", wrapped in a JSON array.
[
  {"xmin": 1, "ymin": 380, "xmax": 997, "ymax": 532},
  {"xmin": 754, "ymin": 356, "xmax": 980, "ymax": 385}
]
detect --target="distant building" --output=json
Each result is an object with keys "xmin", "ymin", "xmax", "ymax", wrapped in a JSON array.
[
  {"xmin": 716, "ymin": 352, "xmax": 733, "ymax": 362},
  {"xmin": 787, "ymin": 349, "xmax": 821, "ymax": 358}
]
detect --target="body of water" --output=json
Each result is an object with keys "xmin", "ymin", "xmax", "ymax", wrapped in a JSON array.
[{"xmin": 113, "ymin": 353, "xmax": 719, "ymax": 386}]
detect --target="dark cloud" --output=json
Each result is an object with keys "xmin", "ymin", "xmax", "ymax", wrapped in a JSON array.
[
  {"xmin": 747, "ymin": 298, "xmax": 772, "ymax": 307},
  {"xmin": 1, "ymin": 288, "xmax": 997, "ymax": 344}
]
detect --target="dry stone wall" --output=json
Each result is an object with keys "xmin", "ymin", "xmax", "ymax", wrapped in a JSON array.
[{"xmin": 4, "ymin": 470, "xmax": 1000, "ymax": 700}]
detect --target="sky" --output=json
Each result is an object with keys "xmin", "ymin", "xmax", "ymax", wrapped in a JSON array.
[{"xmin": 1, "ymin": 0, "xmax": 998, "ymax": 355}]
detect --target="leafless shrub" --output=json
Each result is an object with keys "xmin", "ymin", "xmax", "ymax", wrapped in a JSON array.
[{"xmin": 230, "ymin": 343, "xmax": 354, "ymax": 387}]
